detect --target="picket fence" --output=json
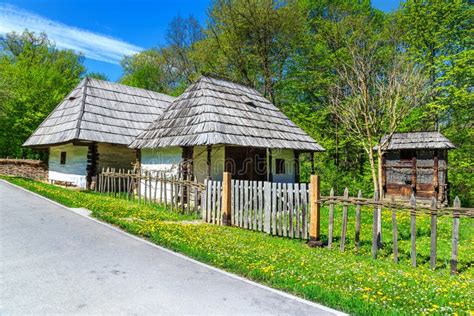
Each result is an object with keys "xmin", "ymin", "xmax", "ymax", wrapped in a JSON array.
[
  {"xmin": 95, "ymin": 169, "xmax": 473, "ymax": 273},
  {"xmin": 96, "ymin": 168, "xmax": 204, "ymax": 213},
  {"xmin": 201, "ymin": 174, "xmax": 473, "ymax": 274},
  {"xmin": 202, "ymin": 179, "xmax": 310, "ymax": 239}
]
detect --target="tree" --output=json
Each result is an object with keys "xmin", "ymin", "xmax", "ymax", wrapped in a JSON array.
[
  {"xmin": 399, "ymin": 0, "xmax": 472, "ymax": 130},
  {"xmin": 398, "ymin": 0, "xmax": 473, "ymax": 205},
  {"xmin": 87, "ymin": 72, "xmax": 109, "ymax": 81},
  {"xmin": 120, "ymin": 49, "xmax": 170, "ymax": 93},
  {"xmin": 280, "ymin": 0, "xmax": 378, "ymax": 193},
  {"xmin": 329, "ymin": 15, "xmax": 428, "ymax": 196},
  {"xmin": 0, "ymin": 30, "xmax": 85, "ymax": 158},
  {"xmin": 120, "ymin": 15, "xmax": 204, "ymax": 95},
  {"xmin": 162, "ymin": 15, "xmax": 204, "ymax": 87},
  {"xmin": 200, "ymin": 0, "xmax": 306, "ymax": 104}
]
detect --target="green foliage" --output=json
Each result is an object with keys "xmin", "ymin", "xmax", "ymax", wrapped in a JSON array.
[
  {"xmin": 2, "ymin": 176, "xmax": 195, "ymax": 221},
  {"xmin": 0, "ymin": 31, "xmax": 85, "ymax": 158},
  {"xmin": 398, "ymin": 0, "xmax": 473, "ymax": 205},
  {"xmin": 86, "ymin": 72, "xmax": 109, "ymax": 81},
  {"xmin": 5, "ymin": 176, "xmax": 472, "ymax": 315},
  {"xmin": 120, "ymin": 49, "xmax": 171, "ymax": 93}
]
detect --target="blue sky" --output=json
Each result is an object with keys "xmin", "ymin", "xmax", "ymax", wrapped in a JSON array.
[{"xmin": 0, "ymin": 0, "xmax": 401, "ymax": 81}]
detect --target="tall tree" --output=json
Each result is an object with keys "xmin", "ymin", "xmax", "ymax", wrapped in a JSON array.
[
  {"xmin": 199, "ymin": 0, "xmax": 306, "ymax": 104},
  {"xmin": 120, "ymin": 49, "xmax": 170, "ymax": 93},
  {"xmin": 399, "ymin": 0, "xmax": 473, "ymax": 205},
  {"xmin": 120, "ymin": 15, "xmax": 204, "ymax": 95},
  {"xmin": 329, "ymin": 13, "xmax": 428, "ymax": 195},
  {"xmin": 87, "ymin": 72, "xmax": 109, "ymax": 81},
  {"xmin": 0, "ymin": 30, "xmax": 85, "ymax": 158}
]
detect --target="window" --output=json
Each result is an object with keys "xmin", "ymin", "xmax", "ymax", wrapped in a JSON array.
[
  {"xmin": 60, "ymin": 152, "xmax": 66, "ymax": 165},
  {"xmin": 276, "ymin": 159, "xmax": 285, "ymax": 174}
]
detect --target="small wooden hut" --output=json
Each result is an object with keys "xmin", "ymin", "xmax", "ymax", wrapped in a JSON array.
[
  {"xmin": 23, "ymin": 77, "xmax": 174, "ymax": 188},
  {"xmin": 379, "ymin": 132, "xmax": 455, "ymax": 203},
  {"xmin": 129, "ymin": 75, "xmax": 324, "ymax": 183}
]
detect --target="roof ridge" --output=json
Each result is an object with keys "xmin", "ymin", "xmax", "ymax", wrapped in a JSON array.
[
  {"xmin": 74, "ymin": 77, "xmax": 89, "ymax": 140},
  {"xmin": 86, "ymin": 77, "xmax": 174, "ymax": 99}
]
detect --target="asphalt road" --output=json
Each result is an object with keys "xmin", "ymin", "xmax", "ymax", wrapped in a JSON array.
[{"xmin": 0, "ymin": 180, "xmax": 342, "ymax": 315}]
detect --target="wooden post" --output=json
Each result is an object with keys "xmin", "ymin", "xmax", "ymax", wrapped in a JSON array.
[
  {"xmin": 410, "ymin": 194, "xmax": 417, "ymax": 267},
  {"xmin": 294, "ymin": 151, "xmax": 300, "ymax": 183},
  {"xmin": 391, "ymin": 196, "xmax": 398, "ymax": 263},
  {"xmin": 222, "ymin": 172, "xmax": 232, "ymax": 225},
  {"xmin": 412, "ymin": 156, "xmax": 417, "ymax": 195},
  {"xmin": 372, "ymin": 190, "xmax": 379, "ymax": 259},
  {"xmin": 207, "ymin": 145, "xmax": 212, "ymax": 180},
  {"xmin": 308, "ymin": 174, "xmax": 322, "ymax": 247},
  {"xmin": 433, "ymin": 151, "xmax": 439, "ymax": 200},
  {"xmin": 266, "ymin": 148, "xmax": 273, "ymax": 182},
  {"xmin": 328, "ymin": 188, "xmax": 335, "ymax": 249},
  {"xmin": 340, "ymin": 187, "xmax": 349, "ymax": 252},
  {"xmin": 430, "ymin": 197, "xmax": 438, "ymax": 269},
  {"xmin": 381, "ymin": 154, "xmax": 386, "ymax": 195},
  {"xmin": 355, "ymin": 190, "xmax": 362, "ymax": 252},
  {"xmin": 451, "ymin": 196, "xmax": 460, "ymax": 275}
]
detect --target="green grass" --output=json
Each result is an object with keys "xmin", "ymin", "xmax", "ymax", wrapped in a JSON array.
[
  {"xmin": 3, "ymin": 176, "xmax": 473, "ymax": 315},
  {"xmin": 2, "ymin": 176, "xmax": 196, "ymax": 222}
]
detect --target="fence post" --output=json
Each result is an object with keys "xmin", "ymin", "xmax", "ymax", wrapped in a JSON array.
[
  {"xmin": 340, "ymin": 187, "xmax": 349, "ymax": 252},
  {"xmin": 451, "ymin": 196, "xmax": 460, "ymax": 275},
  {"xmin": 372, "ymin": 190, "xmax": 379, "ymax": 259},
  {"xmin": 430, "ymin": 197, "xmax": 438, "ymax": 269},
  {"xmin": 355, "ymin": 190, "xmax": 362, "ymax": 252},
  {"xmin": 410, "ymin": 194, "xmax": 417, "ymax": 267},
  {"xmin": 308, "ymin": 174, "xmax": 322, "ymax": 247},
  {"xmin": 391, "ymin": 196, "xmax": 398, "ymax": 264},
  {"xmin": 222, "ymin": 172, "xmax": 232, "ymax": 225},
  {"xmin": 328, "ymin": 188, "xmax": 334, "ymax": 249}
]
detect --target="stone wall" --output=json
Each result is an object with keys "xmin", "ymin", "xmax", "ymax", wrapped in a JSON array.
[{"xmin": 0, "ymin": 159, "xmax": 48, "ymax": 180}]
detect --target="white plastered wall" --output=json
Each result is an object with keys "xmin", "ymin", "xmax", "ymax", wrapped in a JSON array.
[
  {"xmin": 270, "ymin": 148, "xmax": 296, "ymax": 183},
  {"xmin": 48, "ymin": 143, "xmax": 88, "ymax": 188}
]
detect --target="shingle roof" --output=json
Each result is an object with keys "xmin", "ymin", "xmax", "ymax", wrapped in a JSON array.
[
  {"xmin": 23, "ymin": 78, "xmax": 175, "ymax": 147},
  {"xmin": 130, "ymin": 76, "xmax": 324, "ymax": 151},
  {"xmin": 377, "ymin": 132, "xmax": 455, "ymax": 150}
]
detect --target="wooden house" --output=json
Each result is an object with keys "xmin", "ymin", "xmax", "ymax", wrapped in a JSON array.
[
  {"xmin": 129, "ymin": 76, "xmax": 324, "ymax": 183},
  {"xmin": 379, "ymin": 132, "xmax": 455, "ymax": 203},
  {"xmin": 23, "ymin": 77, "xmax": 174, "ymax": 188}
]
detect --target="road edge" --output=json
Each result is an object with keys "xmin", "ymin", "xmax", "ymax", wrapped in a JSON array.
[{"xmin": 1, "ymin": 179, "xmax": 348, "ymax": 316}]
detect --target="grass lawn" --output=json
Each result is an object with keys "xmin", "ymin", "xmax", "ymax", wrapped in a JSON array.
[{"xmin": 3, "ymin": 176, "xmax": 473, "ymax": 315}]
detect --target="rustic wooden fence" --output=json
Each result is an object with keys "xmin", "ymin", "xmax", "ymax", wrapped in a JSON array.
[
  {"xmin": 203, "ymin": 179, "xmax": 310, "ymax": 239},
  {"xmin": 96, "ymin": 168, "xmax": 205, "ymax": 213},
  {"xmin": 202, "ymin": 173, "xmax": 473, "ymax": 274}
]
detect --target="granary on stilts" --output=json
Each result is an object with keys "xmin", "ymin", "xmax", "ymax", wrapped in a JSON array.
[
  {"xmin": 378, "ymin": 132, "xmax": 455, "ymax": 204},
  {"xmin": 129, "ymin": 75, "xmax": 324, "ymax": 183},
  {"xmin": 23, "ymin": 77, "xmax": 175, "ymax": 188}
]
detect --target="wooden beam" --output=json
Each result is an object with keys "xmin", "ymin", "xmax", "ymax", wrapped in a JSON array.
[
  {"xmin": 207, "ymin": 145, "xmax": 212, "ymax": 180},
  {"xmin": 308, "ymin": 174, "xmax": 322, "ymax": 247},
  {"xmin": 222, "ymin": 172, "xmax": 232, "ymax": 225},
  {"xmin": 411, "ymin": 156, "xmax": 417, "ymax": 195},
  {"xmin": 266, "ymin": 148, "xmax": 272, "ymax": 182},
  {"xmin": 382, "ymin": 154, "xmax": 387, "ymax": 194},
  {"xmin": 294, "ymin": 151, "xmax": 300, "ymax": 183},
  {"xmin": 86, "ymin": 142, "xmax": 98, "ymax": 190},
  {"xmin": 433, "ymin": 150, "xmax": 439, "ymax": 200}
]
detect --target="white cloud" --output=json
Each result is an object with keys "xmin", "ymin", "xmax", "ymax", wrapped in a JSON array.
[{"xmin": 0, "ymin": 3, "xmax": 143, "ymax": 64}]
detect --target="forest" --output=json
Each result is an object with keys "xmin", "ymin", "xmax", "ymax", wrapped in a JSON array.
[{"xmin": 0, "ymin": 0, "xmax": 472, "ymax": 205}]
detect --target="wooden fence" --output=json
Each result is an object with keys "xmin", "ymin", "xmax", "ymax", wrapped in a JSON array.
[
  {"xmin": 96, "ymin": 168, "xmax": 204, "ymax": 213},
  {"xmin": 203, "ymin": 179, "xmax": 310, "ymax": 239},
  {"xmin": 202, "ymin": 173, "xmax": 473, "ymax": 274}
]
